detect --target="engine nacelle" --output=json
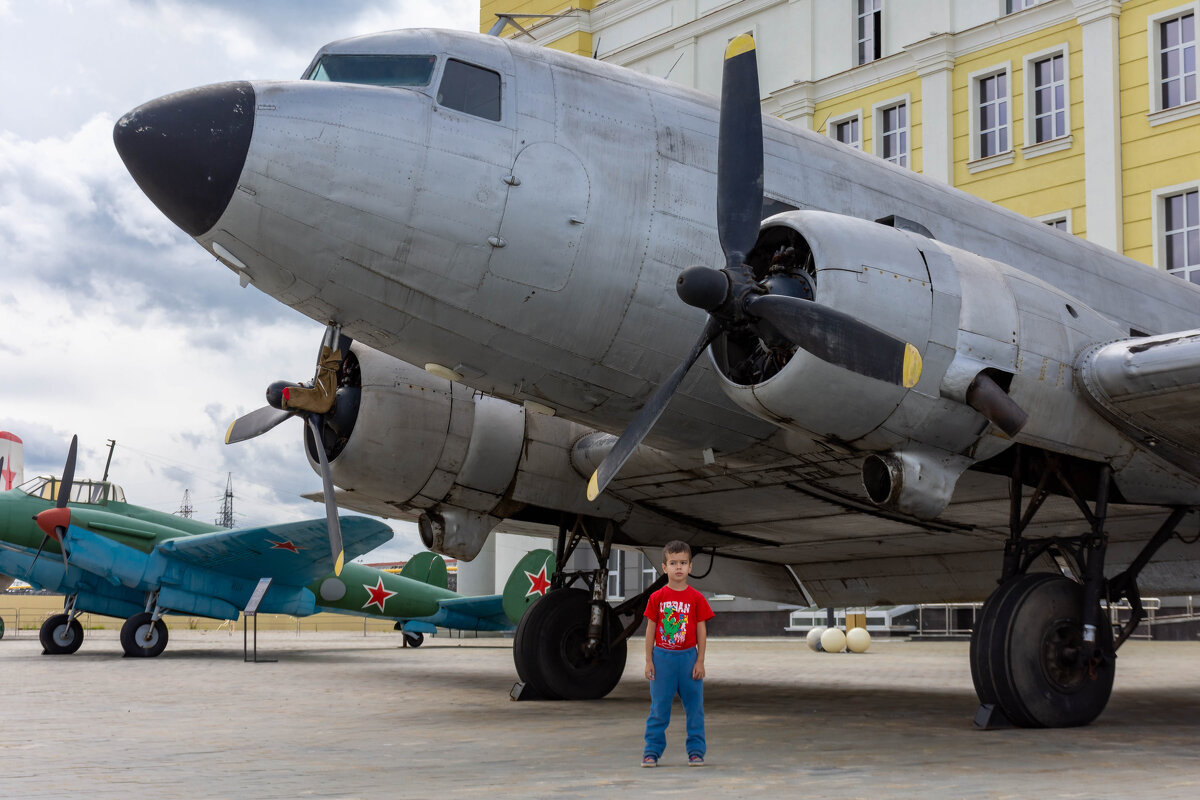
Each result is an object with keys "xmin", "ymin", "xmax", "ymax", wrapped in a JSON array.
[
  {"xmin": 710, "ymin": 210, "xmax": 1130, "ymax": 518},
  {"xmin": 307, "ymin": 346, "xmax": 526, "ymax": 560}
]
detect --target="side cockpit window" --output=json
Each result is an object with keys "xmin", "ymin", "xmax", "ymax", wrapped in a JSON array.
[
  {"xmin": 437, "ymin": 59, "xmax": 501, "ymax": 121},
  {"xmin": 305, "ymin": 54, "xmax": 437, "ymax": 87}
]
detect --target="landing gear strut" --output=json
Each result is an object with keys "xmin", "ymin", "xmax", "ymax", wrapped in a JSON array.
[
  {"xmin": 512, "ymin": 515, "xmax": 664, "ymax": 700},
  {"xmin": 40, "ymin": 594, "xmax": 84, "ymax": 655},
  {"xmin": 972, "ymin": 448, "xmax": 1193, "ymax": 728}
]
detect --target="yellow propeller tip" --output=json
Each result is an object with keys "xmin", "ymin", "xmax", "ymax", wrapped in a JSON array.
[
  {"xmin": 902, "ymin": 343, "xmax": 923, "ymax": 389},
  {"xmin": 224, "ymin": 421, "xmax": 235, "ymax": 445},
  {"xmin": 334, "ymin": 551, "xmax": 345, "ymax": 576},
  {"xmin": 586, "ymin": 472, "xmax": 600, "ymax": 502},
  {"xmin": 725, "ymin": 33, "xmax": 755, "ymax": 60}
]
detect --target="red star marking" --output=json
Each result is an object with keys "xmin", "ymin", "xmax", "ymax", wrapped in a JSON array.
[
  {"xmin": 525, "ymin": 562, "xmax": 552, "ymax": 598},
  {"xmin": 362, "ymin": 577, "xmax": 398, "ymax": 612},
  {"xmin": 1, "ymin": 465, "xmax": 14, "ymax": 491},
  {"xmin": 268, "ymin": 539, "xmax": 302, "ymax": 553}
]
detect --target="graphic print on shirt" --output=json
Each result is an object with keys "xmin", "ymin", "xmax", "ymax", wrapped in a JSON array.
[{"xmin": 659, "ymin": 601, "xmax": 691, "ymax": 647}]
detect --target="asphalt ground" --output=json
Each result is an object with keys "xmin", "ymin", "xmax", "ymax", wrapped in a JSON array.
[{"xmin": 1, "ymin": 631, "xmax": 1197, "ymax": 799}]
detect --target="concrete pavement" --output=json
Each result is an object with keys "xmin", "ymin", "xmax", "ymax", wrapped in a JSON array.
[{"xmin": 1, "ymin": 632, "xmax": 1197, "ymax": 798}]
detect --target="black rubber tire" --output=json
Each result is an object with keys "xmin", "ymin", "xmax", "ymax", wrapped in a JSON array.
[
  {"xmin": 39, "ymin": 613, "xmax": 84, "ymax": 655},
  {"xmin": 512, "ymin": 593, "xmax": 561, "ymax": 700},
  {"xmin": 987, "ymin": 573, "xmax": 1114, "ymax": 728},
  {"xmin": 532, "ymin": 588, "xmax": 627, "ymax": 701},
  {"xmin": 120, "ymin": 613, "xmax": 169, "ymax": 658},
  {"xmin": 970, "ymin": 573, "xmax": 1054, "ymax": 705},
  {"xmin": 403, "ymin": 631, "xmax": 424, "ymax": 648}
]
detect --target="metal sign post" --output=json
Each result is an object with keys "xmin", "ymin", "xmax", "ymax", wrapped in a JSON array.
[{"xmin": 243, "ymin": 577, "xmax": 276, "ymax": 663}]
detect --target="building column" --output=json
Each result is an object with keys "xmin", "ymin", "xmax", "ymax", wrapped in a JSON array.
[
  {"xmin": 905, "ymin": 34, "xmax": 955, "ymax": 185},
  {"xmin": 1074, "ymin": 0, "xmax": 1124, "ymax": 253},
  {"xmin": 455, "ymin": 534, "xmax": 496, "ymax": 596}
]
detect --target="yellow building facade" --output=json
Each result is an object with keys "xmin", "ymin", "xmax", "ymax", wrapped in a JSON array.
[{"xmin": 480, "ymin": 0, "xmax": 1198, "ymax": 277}]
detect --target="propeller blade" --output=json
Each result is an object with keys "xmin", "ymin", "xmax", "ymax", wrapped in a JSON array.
[
  {"xmin": 716, "ymin": 33, "xmax": 764, "ymax": 272},
  {"xmin": 746, "ymin": 294, "xmax": 923, "ymax": 388},
  {"xmin": 57, "ymin": 528, "xmax": 69, "ymax": 573},
  {"xmin": 30, "ymin": 533, "xmax": 49, "ymax": 570},
  {"xmin": 307, "ymin": 415, "xmax": 345, "ymax": 576},
  {"xmin": 57, "ymin": 435, "xmax": 78, "ymax": 510},
  {"xmin": 225, "ymin": 406, "xmax": 295, "ymax": 444},
  {"xmin": 588, "ymin": 318, "xmax": 722, "ymax": 501}
]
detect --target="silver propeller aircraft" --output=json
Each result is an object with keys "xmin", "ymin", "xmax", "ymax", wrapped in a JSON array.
[{"xmin": 114, "ymin": 28, "xmax": 1200, "ymax": 727}]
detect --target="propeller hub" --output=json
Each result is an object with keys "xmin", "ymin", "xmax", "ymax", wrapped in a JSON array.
[
  {"xmin": 677, "ymin": 266, "xmax": 730, "ymax": 312},
  {"xmin": 266, "ymin": 380, "xmax": 300, "ymax": 411},
  {"xmin": 35, "ymin": 507, "xmax": 71, "ymax": 541}
]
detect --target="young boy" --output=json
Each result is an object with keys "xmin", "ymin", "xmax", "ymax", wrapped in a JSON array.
[{"xmin": 642, "ymin": 540, "xmax": 714, "ymax": 768}]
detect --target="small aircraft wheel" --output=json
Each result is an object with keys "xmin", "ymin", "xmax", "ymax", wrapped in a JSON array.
[
  {"xmin": 403, "ymin": 631, "xmax": 424, "ymax": 648},
  {"xmin": 120, "ymin": 613, "xmax": 169, "ymax": 658},
  {"xmin": 531, "ymin": 588, "xmax": 627, "ymax": 701},
  {"xmin": 512, "ymin": 593, "xmax": 561, "ymax": 700},
  {"xmin": 986, "ymin": 573, "xmax": 1114, "ymax": 728},
  {"xmin": 39, "ymin": 613, "xmax": 84, "ymax": 655}
]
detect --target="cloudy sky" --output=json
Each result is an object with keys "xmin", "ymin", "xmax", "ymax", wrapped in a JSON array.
[{"xmin": 0, "ymin": 0, "xmax": 477, "ymax": 563}]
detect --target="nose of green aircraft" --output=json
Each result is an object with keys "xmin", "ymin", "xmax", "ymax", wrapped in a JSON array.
[{"xmin": 113, "ymin": 81, "xmax": 255, "ymax": 237}]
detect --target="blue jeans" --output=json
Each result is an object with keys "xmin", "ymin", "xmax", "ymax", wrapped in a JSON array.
[{"xmin": 644, "ymin": 646, "xmax": 705, "ymax": 758}]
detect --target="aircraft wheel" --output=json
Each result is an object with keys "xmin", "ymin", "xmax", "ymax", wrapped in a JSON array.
[
  {"xmin": 531, "ymin": 588, "xmax": 627, "ymax": 701},
  {"xmin": 40, "ymin": 613, "xmax": 84, "ymax": 655},
  {"xmin": 969, "ymin": 573, "xmax": 1051, "ymax": 705},
  {"xmin": 403, "ymin": 631, "xmax": 424, "ymax": 648},
  {"xmin": 985, "ymin": 573, "xmax": 1114, "ymax": 728},
  {"xmin": 120, "ymin": 613, "xmax": 169, "ymax": 658},
  {"xmin": 512, "ymin": 593, "xmax": 560, "ymax": 700}
]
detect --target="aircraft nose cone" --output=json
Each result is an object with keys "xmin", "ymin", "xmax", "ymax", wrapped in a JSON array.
[{"xmin": 113, "ymin": 81, "xmax": 255, "ymax": 237}]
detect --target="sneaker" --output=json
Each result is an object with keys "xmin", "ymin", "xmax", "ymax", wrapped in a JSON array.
[
  {"xmin": 641, "ymin": 755, "xmax": 658, "ymax": 768},
  {"xmin": 688, "ymin": 754, "xmax": 705, "ymax": 767}
]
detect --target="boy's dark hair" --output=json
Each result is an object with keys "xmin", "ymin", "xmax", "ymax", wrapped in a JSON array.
[{"xmin": 661, "ymin": 540, "xmax": 691, "ymax": 562}]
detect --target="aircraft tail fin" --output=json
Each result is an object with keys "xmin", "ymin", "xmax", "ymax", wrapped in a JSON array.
[
  {"xmin": 501, "ymin": 549, "xmax": 556, "ymax": 625},
  {"xmin": 399, "ymin": 551, "xmax": 448, "ymax": 589},
  {"xmin": 0, "ymin": 431, "xmax": 24, "ymax": 490}
]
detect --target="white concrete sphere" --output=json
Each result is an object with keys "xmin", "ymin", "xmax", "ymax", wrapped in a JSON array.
[
  {"xmin": 806, "ymin": 626, "xmax": 827, "ymax": 651},
  {"xmin": 846, "ymin": 627, "xmax": 872, "ymax": 653},
  {"xmin": 820, "ymin": 627, "xmax": 847, "ymax": 653}
]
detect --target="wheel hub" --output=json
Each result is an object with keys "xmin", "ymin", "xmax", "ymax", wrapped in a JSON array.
[
  {"xmin": 52, "ymin": 625, "xmax": 74, "ymax": 647},
  {"xmin": 1040, "ymin": 617, "xmax": 1086, "ymax": 693}
]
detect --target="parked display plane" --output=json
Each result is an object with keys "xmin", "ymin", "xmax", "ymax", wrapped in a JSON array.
[
  {"xmin": 115, "ymin": 29, "xmax": 1200, "ymax": 726},
  {"xmin": 0, "ymin": 437, "xmax": 552, "ymax": 655}
]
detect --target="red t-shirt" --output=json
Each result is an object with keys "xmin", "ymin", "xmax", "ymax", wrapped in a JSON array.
[{"xmin": 644, "ymin": 585, "xmax": 714, "ymax": 650}]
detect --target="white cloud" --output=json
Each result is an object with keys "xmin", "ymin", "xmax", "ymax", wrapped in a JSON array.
[{"xmin": 1, "ymin": 0, "xmax": 476, "ymax": 564}]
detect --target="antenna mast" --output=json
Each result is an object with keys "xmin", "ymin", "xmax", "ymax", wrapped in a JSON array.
[{"xmin": 101, "ymin": 439, "xmax": 116, "ymax": 482}]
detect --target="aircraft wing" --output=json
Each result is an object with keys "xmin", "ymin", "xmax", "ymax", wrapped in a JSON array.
[
  {"xmin": 1077, "ymin": 329, "xmax": 1200, "ymax": 475},
  {"xmin": 156, "ymin": 516, "xmax": 392, "ymax": 585}
]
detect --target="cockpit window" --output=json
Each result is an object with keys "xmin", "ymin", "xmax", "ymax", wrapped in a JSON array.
[
  {"xmin": 16, "ymin": 476, "xmax": 126, "ymax": 504},
  {"xmin": 305, "ymin": 54, "xmax": 437, "ymax": 87},
  {"xmin": 437, "ymin": 59, "xmax": 501, "ymax": 121}
]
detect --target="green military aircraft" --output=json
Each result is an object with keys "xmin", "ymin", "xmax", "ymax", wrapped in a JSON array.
[{"xmin": 0, "ymin": 436, "xmax": 554, "ymax": 657}]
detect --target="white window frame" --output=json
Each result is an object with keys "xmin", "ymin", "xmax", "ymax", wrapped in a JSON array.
[
  {"xmin": 1022, "ymin": 44, "xmax": 1072, "ymax": 159},
  {"xmin": 856, "ymin": 0, "xmax": 883, "ymax": 66},
  {"xmin": 872, "ymin": 94, "xmax": 909, "ymax": 168},
  {"xmin": 826, "ymin": 110, "xmax": 863, "ymax": 149},
  {"xmin": 1147, "ymin": 4, "xmax": 1200, "ymax": 125},
  {"xmin": 607, "ymin": 549, "xmax": 626, "ymax": 600},
  {"xmin": 1152, "ymin": 181, "xmax": 1200, "ymax": 278},
  {"xmin": 1005, "ymin": 0, "xmax": 1041, "ymax": 14},
  {"xmin": 968, "ymin": 64, "xmax": 1014, "ymax": 172},
  {"xmin": 1035, "ymin": 210, "xmax": 1073, "ymax": 233}
]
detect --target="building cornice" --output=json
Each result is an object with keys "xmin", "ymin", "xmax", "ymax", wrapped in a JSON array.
[{"xmin": 1072, "ymin": 0, "xmax": 1124, "ymax": 27}]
